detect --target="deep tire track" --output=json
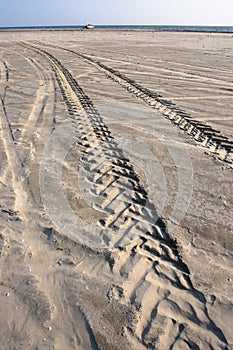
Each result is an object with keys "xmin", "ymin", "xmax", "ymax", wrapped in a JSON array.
[{"xmin": 27, "ymin": 44, "xmax": 229, "ymax": 349}]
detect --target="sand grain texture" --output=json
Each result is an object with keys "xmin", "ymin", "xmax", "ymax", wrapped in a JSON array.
[{"xmin": 0, "ymin": 30, "xmax": 232, "ymax": 349}]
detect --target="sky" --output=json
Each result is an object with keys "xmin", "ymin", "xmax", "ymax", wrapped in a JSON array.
[{"xmin": 0, "ymin": 0, "xmax": 232, "ymax": 27}]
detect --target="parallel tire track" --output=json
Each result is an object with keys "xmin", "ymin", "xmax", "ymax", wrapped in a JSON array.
[
  {"xmin": 33, "ymin": 42, "xmax": 233, "ymax": 165},
  {"xmin": 27, "ymin": 45, "xmax": 229, "ymax": 349},
  {"xmin": 72, "ymin": 51, "xmax": 233, "ymax": 166}
]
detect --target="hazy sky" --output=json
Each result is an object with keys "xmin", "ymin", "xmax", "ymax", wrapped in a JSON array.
[{"xmin": 0, "ymin": 0, "xmax": 232, "ymax": 27}]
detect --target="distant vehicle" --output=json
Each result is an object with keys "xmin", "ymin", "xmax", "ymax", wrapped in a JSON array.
[{"xmin": 83, "ymin": 24, "xmax": 95, "ymax": 29}]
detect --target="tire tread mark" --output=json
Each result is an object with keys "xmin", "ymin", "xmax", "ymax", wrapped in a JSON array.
[
  {"xmin": 26, "ymin": 44, "xmax": 229, "ymax": 349},
  {"xmin": 72, "ymin": 51, "xmax": 233, "ymax": 166}
]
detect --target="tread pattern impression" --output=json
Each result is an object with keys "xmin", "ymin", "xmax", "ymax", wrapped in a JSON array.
[
  {"xmin": 27, "ymin": 44, "xmax": 229, "ymax": 350},
  {"xmin": 74, "ymin": 51, "xmax": 233, "ymax": 166}
]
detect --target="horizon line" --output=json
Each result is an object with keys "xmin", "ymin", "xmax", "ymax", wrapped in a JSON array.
[{"xmin": 1, "ymin": 24, "xmax": 233, "ymax": 29}]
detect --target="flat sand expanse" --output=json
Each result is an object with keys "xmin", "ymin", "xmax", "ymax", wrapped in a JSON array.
[{"xmin": 0, "ymin": 30, "xmax": 232, "ymax": 349}]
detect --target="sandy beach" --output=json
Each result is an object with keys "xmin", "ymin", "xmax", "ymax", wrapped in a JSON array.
[{"xmin": 0, "ymin": 29, "xmax": 232, "ymax": 349}]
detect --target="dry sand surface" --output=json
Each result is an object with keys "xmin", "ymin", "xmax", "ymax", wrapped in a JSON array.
[{"xmin": 0, "ymin": 29, "xmax": 232, "ymax": 349}]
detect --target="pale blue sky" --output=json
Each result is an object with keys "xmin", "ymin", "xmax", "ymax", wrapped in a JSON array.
[{"xmin": 0, "ymin": 0, "xmax": 232, "ymax": 27}]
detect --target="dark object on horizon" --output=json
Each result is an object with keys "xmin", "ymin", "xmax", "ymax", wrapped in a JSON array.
[{"xmin": 83, "ymin": 24, "xmax": 95, "ymax": 29}]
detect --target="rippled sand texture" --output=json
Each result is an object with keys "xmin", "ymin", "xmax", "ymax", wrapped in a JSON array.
[{"xmin": 0, "ymin": 30, "xmax": 232, "ymax": 349}]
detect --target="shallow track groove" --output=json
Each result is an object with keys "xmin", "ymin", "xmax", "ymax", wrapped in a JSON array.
[{"xmin": 0, "ymin": 59, "xmax": 15, "ymax": 141}]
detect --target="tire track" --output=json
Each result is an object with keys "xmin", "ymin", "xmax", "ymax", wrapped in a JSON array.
[
  {"xmin": 68, "ymin": 50, "xmax": 233, "ymax": 166},
  {"xmin": 0, "ymin": 50, "xmax": 54, "ymax": 340},
  {"xmin": 0, "ymin": 59, "xmax": 9, "ymax": 101},
  {"xmin": 21, "ymin": 55, "xmax": 51, "ymax": 139},
  {"xmin": 19, "ymin": 51, "xmax": 57, "ymax": 202},
  {"xmin": 0, "ymin": 59, "xmax": 15, "ymax": 141},
  {"xmin": 1, "ymin": 45, "xmax": 103, "ymax": 350},
  {"xmin": 33, "ymin": 42, "xmax": 233, "ymax": 165},
  {"xmin": 27, "ymin": 44, "xmax": 229, "ymax": 349}
]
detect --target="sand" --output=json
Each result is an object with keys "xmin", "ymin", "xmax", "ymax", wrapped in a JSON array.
[{"xmin": 0, "ymin": 29, "xmax": 232, "ymax": 349}]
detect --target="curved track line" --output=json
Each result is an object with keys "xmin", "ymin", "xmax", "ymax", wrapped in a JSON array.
[
  {"xmin": 21, "ymin": 55, "xmax": 51, "ymax": 139},
  {"xmin": 20, "ymin": 52, "xmax": 57, "ymax": 202},
  {"xmin": 25, "ymin": 44, "xmax": 229, "ymax": 349},
  {"xmin": 33, "ymin": 42, "xmax": 233, "ymax": 166},
  {"xmin": 0, "ymin": 45, "xmax": 100, "ymax": 350}
]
